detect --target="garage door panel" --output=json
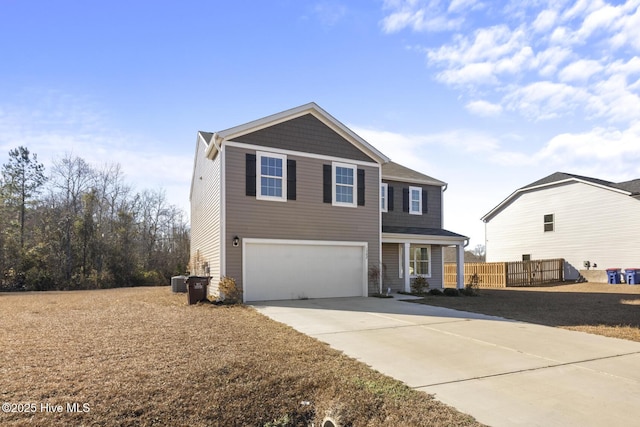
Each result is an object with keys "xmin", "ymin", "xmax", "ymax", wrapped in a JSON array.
[{"xmin": 244, "ymin": 240, "xmax": 366, "ymax": 301}]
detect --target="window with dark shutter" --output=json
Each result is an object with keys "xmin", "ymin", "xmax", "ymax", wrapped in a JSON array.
[
  {"xmin": 246, "ymin": 153, "xmax": 256, "ymax": 196},
  {"xmin": 388, "ymin": 186, "xmax": 394, "ymax": 211},
  {"xmin": 323, "ymin": 164, "xmax": 332, "ymax": 203},
  {"xmin": 287, "ymin": 160, "xmax": 296, "ymax": 200},
  {"xmin": 357, "ymin": 169, "xmax": 365, "ymax": 206}
]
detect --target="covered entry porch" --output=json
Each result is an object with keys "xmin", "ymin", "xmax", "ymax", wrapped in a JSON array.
[{"xmin": 381, "ymin": 227, "xmax": 468, "ymax": 292}]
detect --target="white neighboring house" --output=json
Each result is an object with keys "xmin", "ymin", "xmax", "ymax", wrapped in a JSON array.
[{"xmin": 481, "ymin": 172, "xmax": 640, "ymax": 281}]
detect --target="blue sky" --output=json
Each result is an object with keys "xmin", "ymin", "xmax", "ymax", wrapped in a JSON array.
[{"xmin": 2, "ymin": 0, "xmax": 639, "ymax": 247}]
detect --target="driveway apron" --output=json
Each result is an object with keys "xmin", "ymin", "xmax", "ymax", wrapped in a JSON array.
[{"xmin": 252, "ymin": 296, "xmax": 640, "ymax": 427}]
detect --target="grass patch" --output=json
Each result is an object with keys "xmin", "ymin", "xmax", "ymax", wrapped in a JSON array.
[
  {"xmin": 415, "ymin": 282, "xmax": 640, "ymax": 342},
  {"xmin": 0, "ymin": 287, "xmax": 481, "ymax": 426}
]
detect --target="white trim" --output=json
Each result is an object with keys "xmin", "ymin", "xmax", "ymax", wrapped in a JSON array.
[
  {"xmin": 256, "ymin": 151, "xmax": 287, "ymax": 202},
  {"xmin": 382, "ymin": 233, "xmax": 467, "ymax": 246},
  {"xmin": 403, "ymin": 242, "xmax": 410, "ymax": 292},
  {"xmin": 409, "ymin": 244, "xmax": 432, "ymax": 278},
  {"xmin": 332, "ymin": 162, "xmax": 357, "ymax": 208},
  {"xmin": 382, "ymin": 174, "xmax": 445, "ymax": 187},
  {"xmin": 398, "ymin": 243, "xmax": 403, "ymax": 279},
  {"xmin": 220, "ymin": 146, "xmax": 227, "ymax": 278},
  {"xmin": 242, "ymin": 238, "xmax": 368, "ymax": 303},
  {"xmin": 225, "ymin": 140, "xmax": 379, "ymax": 167},
  {"xmin": 381, "ymin": 183, "xmax": 388, "ymax": 212},
  {"xmin": 409, "ymin": 186, "xmax": 422, "ymax": 215}
]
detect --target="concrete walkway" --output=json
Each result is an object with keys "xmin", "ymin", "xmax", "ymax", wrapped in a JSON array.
[{"xmin": 252, "ymin": 296, "xmax": 640, "ymax": 427}]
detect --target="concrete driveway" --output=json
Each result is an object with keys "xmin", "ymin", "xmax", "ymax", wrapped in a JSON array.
[{"xmin": 252, "ymin": 296, "xmax": 640, "ymax": 427}]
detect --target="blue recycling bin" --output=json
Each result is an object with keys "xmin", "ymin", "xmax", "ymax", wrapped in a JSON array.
[
  {"xmin": 625, "ymin": 269, "xmax": 640, "ymax": 285},
  {"xmin": 606, "ymin": 268, "xmax": 621, "ymax": 284}
]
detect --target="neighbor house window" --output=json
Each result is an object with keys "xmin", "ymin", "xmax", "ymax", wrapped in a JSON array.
[
  {"xmin": 409, "ymin": 186, "xmax": 422, "ymax": 215},
  {"xmin": 257, "ymin": 152, "xmax": 287, "ymax": 202},
  {"xmin": 409, "ymin": 244, "xmax": 431, "ymax": 277},
  {"xmin": 381, "ymin": 183, "xmax": 388, "ymax": 212},
  {"xmin": 544, "ymin": 214, "xmax": 554, "ymax": 232},
  {"xmin": 332, "ymin": 162, "xmax": 357, "ymax": 207}
]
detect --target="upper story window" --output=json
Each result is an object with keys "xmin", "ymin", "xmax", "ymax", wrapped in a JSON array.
[
  {"xmin": 544, "ymin": 213, "xmax": 554, "ymax": 232},
  {"xmin": 257, "ymin": 152, "xmax": 287, "ymax": 202},
  {"xmin": 409, "ymin": 186, "xmax": 422, "ymax": 215},
  {"xmin": 332, "ymin": 162, "xmax": 357, "ymax": 207},
  {"xmin": 381, "ymin": 183, "xmax": 388, "ymax": 212}
]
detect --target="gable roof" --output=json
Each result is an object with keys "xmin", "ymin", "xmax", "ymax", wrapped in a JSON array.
[
  {"xmin": 202, "ymin": 102, "xmax": 390, "ymax": 164},
  {"xmin": 482, "ymin": 171, "xmax": 638, "ymax": 222},
  {"xmin": 382, "ymin": 162, "xmax": 446, "ymax": 187}
]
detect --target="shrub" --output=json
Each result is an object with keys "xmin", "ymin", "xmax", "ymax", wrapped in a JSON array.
[
  {"xmin": 428, "ymin": 288, "xmax": 443, "ymax": 296},
  {"xmin": 218, "ymin": 276, "xmax": 242, "ymax": 304},
  {"xmin": 461, "ymin": 273, "xmax": 480, "ymax": 296},
  {"xmin": 411, "ymin": 275, "xmax": 429, "ymax": 295},
  {"xmin": 443, "ymin": 288, "xmax": 460, "ymax": 297}
]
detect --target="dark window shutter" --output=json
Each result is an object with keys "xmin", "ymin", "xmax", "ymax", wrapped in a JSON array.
[
  {"xmin": 246, "ymin": 153, "xmax": 256, "ymax": 196},
  {"xmin": 402, "ymin": 188, "xmax": 409, "ymax": 212},
  {"xmin": 387, "ymin": 186, "xmax": 394, "ymax": 211},
  {"xmin": 323, "ymin": 164, "xmax": 332, "ymax": 203},
  {"xmin": 287, "ymin": 160, "xmax": 296, "ymax": 200},
  {"xmin": 422, "ymin": 189, "xmax": 428, "ymax": 213},
  {"xmin": 357, "ymin": 169, "xmax": 365, "ymax": 206}
]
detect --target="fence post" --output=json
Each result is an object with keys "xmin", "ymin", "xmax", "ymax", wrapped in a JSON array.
[{"xmin": 503, "ymin": 262, "xmax": 508, "ymax": 287}]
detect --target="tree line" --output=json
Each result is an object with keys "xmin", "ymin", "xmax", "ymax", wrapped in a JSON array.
[{"xmin": 0, "ymin": 146, "xmax": 190, "ymax": 291}]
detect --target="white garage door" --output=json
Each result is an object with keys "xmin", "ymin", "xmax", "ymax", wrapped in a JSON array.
[{"xmin": 243, "ymin": 239, "xmax": 367, "ymax": 302}]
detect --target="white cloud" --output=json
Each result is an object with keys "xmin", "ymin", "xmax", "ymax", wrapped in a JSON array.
[
  {"xmin": 380, "ymin": 0, "xmax": 464, "ymax": 33},
  {"xmin": 532, "ymin": 9, "xmax": 558, "ymax": 33},
  {"xmin": 504, "ymin": 81, "xmax": 592, "ymax": 120},
  {"xmin": 465, "ymin": 100, "xmax": 503, "ymax": 116},
  {"xmin": 558, "ymin": 59, "xmax": 603, "ymax": 82},
  {"xmin": 313, "ymin": 2, "xmax": 348, "ymax": 26},
  {"xmin": 534, "ymin": 122, "xmax": 640, "ymax": 177}
]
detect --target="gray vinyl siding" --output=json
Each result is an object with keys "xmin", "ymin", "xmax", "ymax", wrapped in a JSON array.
[
  {"xmin": 382, "ymin": 243, "xmax": 445, "ymax": 290},
  {"xmin": 225, "ymin": 145, "xmax": 380, "ymax": 295},
  {"xmin": 190, "ymin": 142, "xmax": 222, "ymax": 296},
  {"xmin": 381, "ymin": 243, "xmax": 403, "ymax": 291},
  {"xmin": 429, "ymin": 246, "xmax": 443, "ymax": 288},
  {"xmin": 232, "ymin": 114, "xmax": 374, "ymax": 162},
  {"xmin": 382, "ymin": 179, "xmax": 442, "ymax": 229}
]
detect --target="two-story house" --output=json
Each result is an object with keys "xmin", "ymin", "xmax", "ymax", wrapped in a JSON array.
[{"xmin": 190, "ymin": 103, "xmax": 467, "ymax": 302}]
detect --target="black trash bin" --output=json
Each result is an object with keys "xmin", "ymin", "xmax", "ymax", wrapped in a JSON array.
[{"xmin": 186, "ymin": 276, "xmax": 210, "ymax": 304}]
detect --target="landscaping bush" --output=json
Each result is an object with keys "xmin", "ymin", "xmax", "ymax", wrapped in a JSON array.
[
  {"xmin": 443, "ymin": 288, "xmax": 460, "ymax": 297},
  {"xmin": 411, "ymin": 275, "xmax": 429, "ymax": 295},
  {"xmin": 428, "ymin": 288, "xmax": 443, "ymax": 296},
  {"xmin": 461, "ymin": 273, "xmax": 480, "ymax": 296},
  {"xmin": 218, "ymin": 276, "xmax": 242, "ymax": 304}
]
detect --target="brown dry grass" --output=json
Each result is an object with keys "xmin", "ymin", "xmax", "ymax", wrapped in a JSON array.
[
  {"xmin": 421, "ymin": 282, "xmax": 640, "ymax": 342},
  {"xmin": 0, "ymin": 287, "xmax": 481, "ymax": 427}
]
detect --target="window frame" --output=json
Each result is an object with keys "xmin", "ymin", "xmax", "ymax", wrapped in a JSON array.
[
  {"xmin": 409, "ymin": 244, "xmax": 431, "ymax": 278},
  {"xmin": 409, "ymin": 186, "xmax": 422, "ymax": 215},
  {"xmin": 256, "ymin": 151, "xmax": 287, "ymax": 202},
  {"xmin": 332, "ymin": 162, "xmax": 357, "ymax": 208},
  {"xmin": 381, "ymin": 183, "xmax": 388, "ymax": 212},
  {"xmin": 544, "ymin": 213, "xmax": 554, "ymax": 232}
]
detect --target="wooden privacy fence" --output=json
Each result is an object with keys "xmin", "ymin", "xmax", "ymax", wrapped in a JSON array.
[{"xmin": 444, "ymin": 258, "xmax": 564, "ymax": 288}]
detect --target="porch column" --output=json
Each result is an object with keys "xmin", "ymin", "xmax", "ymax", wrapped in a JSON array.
[
  {"xmin": 456, "ymin": 243, "xmax": 464, "ymax": 289},
  {"xmin": 404, "ymin": 242, "xmax": 411, "ymax": 292}
]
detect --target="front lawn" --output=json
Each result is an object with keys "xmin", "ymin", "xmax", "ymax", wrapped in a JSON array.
[
  {"xmin": 0, "ymin": 287, "xmax": 481, "ymax": 426},
  {"xmin": 416, "ymin": 282, "xmax": 640, "ymax": 342}
]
